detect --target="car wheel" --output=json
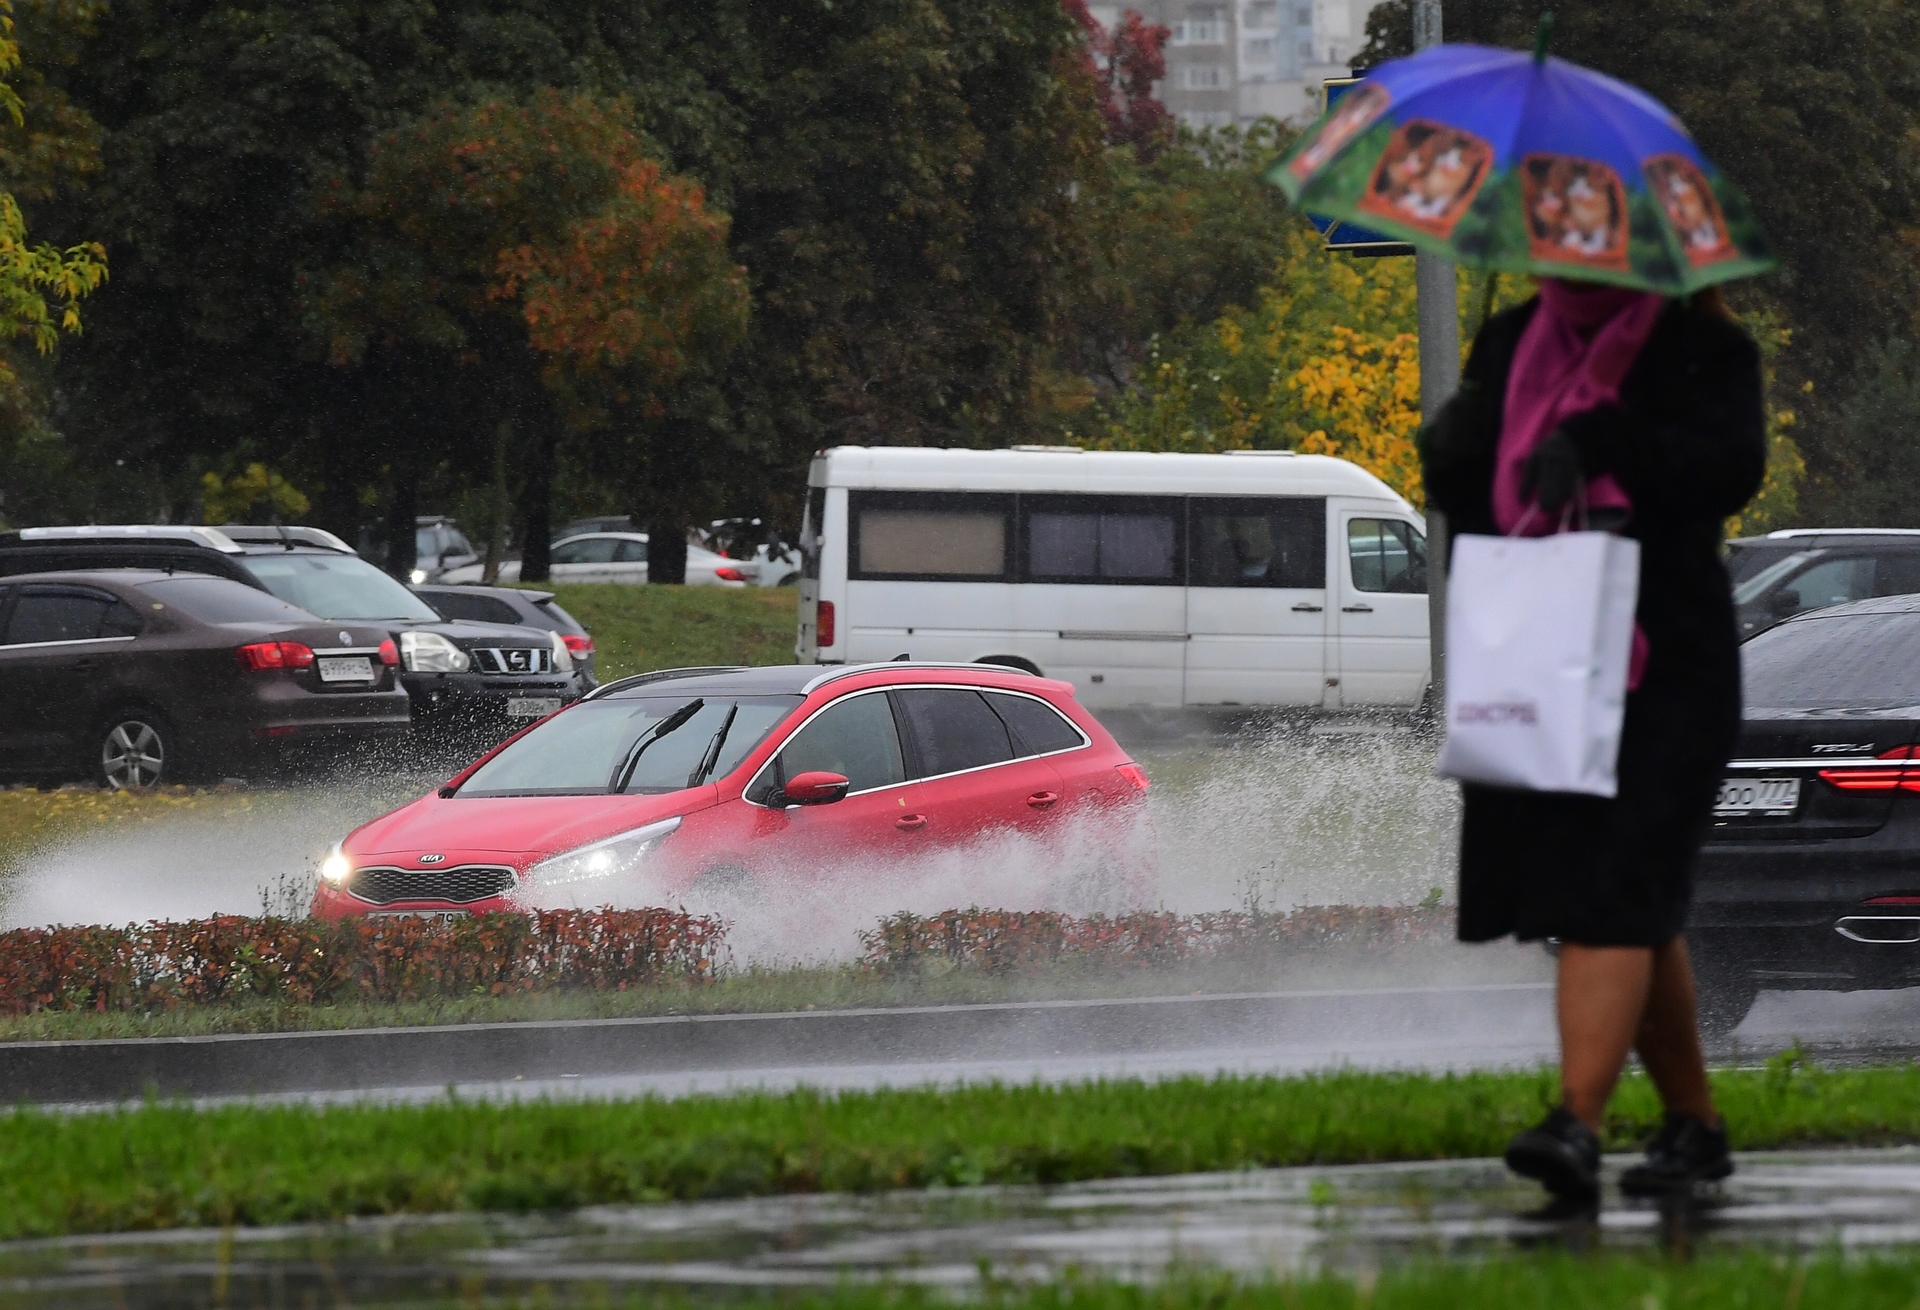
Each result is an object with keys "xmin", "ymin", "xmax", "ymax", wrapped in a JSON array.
[
  {"xmin": 1691, "ymin": 940, "xmax": 1760, "ymax": 1041},
  {"xmin": 690, "ymin": 863, "xmax": 761, "ymax": 904},
  {"xmin": 777, "ymin": 572, "xmax": 801, "ymax": 587},
  {"xmin": 96, "ymin": 712, "xmax": 174, "ymax": 790}
]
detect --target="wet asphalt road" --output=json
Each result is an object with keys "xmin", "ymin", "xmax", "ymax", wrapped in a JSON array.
[{"xmin": 5, "ymin": 1149, "xmax": 1918, "ymax": 1306}]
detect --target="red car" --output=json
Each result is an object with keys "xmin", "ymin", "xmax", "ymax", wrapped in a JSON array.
[{"xmin": 313, "ymin": 663, "xmax": 1151, "ymax": 918}]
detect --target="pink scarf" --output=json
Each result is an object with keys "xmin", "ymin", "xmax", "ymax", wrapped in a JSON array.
[{"xmin": 1494, "ymin": 279, "xmax": 1665, "ymax": 688}]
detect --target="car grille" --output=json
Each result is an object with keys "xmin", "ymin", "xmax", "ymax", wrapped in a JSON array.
[
  {"xmin": 469, "ymin": 646, "xmax": 557, "ymax": 675},
  {"xmin": 345, "ymin": 865, "xmax": 517, "ymax": 905}
]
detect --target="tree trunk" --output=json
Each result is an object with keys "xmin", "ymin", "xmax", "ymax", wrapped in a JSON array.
[
  {"xmin": 481, "ymin": 412, "xmax": 512, "ymax": 583},
  {"xmin": 647, "ymin": 523, "xmax": 688, "ymax": 585},
  {"xmin": 386, "ymin": 470, "xmax": 418, "ymax": 582},
  {"xmin": 518, "ymin": 407, "xmax": 557, "ymax": 582}
]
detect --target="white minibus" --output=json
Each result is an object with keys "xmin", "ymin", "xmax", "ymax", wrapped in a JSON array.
[{"xmin": 794, "ymin": 446, "xmax": 1429, "ymax": 711}]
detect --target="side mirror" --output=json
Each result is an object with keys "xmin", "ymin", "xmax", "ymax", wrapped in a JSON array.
[{"xmin": 780, "ymin": 771, "xmax": 851, "ymax": 806}]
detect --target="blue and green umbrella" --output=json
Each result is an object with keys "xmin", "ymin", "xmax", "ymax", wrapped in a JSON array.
[{"xmin": 1266, "ymin": 41, "xmax": 1775, "ymax": 295}]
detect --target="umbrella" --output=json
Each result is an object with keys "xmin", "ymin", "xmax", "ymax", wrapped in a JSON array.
[{"xmin": 1265, "ymin": 39, "xmax": 1775, "ymax": 295}]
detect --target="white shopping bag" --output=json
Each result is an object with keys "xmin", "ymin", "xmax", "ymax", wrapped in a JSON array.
[{"xmin": 1437, "ymin": 531, "xmax": 1640, "ymax": 797}]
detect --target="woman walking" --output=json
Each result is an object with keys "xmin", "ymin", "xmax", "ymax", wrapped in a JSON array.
[{"xmin": 1420, "ymin": 277, "xmax": 1766, "ymax": 1203}]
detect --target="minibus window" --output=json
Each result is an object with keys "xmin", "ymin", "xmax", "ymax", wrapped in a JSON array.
[
  {"xmin": 849, "ymin": 491, "xmax": 1013, "ymax": 580},
  {"xmin": 801, "ymin": 487, "xmax": 824, "ymax": 582},
  {"xmin": 1022, "ymin": 497, "xmax": 1182, "ymax": 585},
  {"xmin": 1349, "ymin": 519, "xmax": 1428, "ymax": 594},
  {"xmin": 1191, "ymin": 498, "xmax": 1325, "ymax": 588}
]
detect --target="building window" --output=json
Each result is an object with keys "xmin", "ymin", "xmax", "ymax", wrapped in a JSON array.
[
  {"xmin": 1181, "ymin": 110, "xmax": 1236, "ymax": 129},
  {"xmin": 1243, "ymin": 37, "xmax": 1275, "ymax": 59},
  {"xmin": 1244, "ymin": 2, "xmax": 1278, "ymax": 28},
  {"xmin": 1170, "ymin": 19, "xmax": 1227, "ymax": 44},
  {"xmin": 1296, "ymin": 6, "xmax": 1311, "ymax": 23},
  {"xmin": 1176, "ymin": 64, "xmax": 1230, "ymax": 90}
]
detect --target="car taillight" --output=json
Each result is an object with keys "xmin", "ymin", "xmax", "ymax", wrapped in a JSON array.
[
  {"xmin": 715, "ymin": 566, "xmax": 747, "ymax": 582},
  {"xmin": 378, "ymin": 638, "xmax": 399, "ymax": 666},
  {"xmin": 236, "ymin": 641, "xmax": 316, "ymax": 671},
  {"xmin": 562, "ymin": 632, "xmax": 595, "ymax": 656},
  {"xmin": 817, "ymin": 600, "xmax": 836, "ymax": 647},
  {"xmin": 1818, "ymin": 745, "xmax": 1920, "ymax": 791},
  {"xmin": 1116, "ymin": 762, "xmax": 1150, "ymax": 792}
]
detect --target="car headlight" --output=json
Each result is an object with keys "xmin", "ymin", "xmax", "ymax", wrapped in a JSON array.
[
  {"xmin": 528, "ymin": 817, "xmax": 681, "ymax": 887},
  {"xmin": 409, "ymin": 568, "xmax": 427, "ymax": 584},
  {"xmin": 400, "ymin": 630, "xmax": 471, "ymax": 673},
  {"xmin": 548, "ymin": 629, "xmax": 574, "ymax": 673},
  {"xmin": 319, "ymin": 843, "xmax": 352, "ymax": 884}
]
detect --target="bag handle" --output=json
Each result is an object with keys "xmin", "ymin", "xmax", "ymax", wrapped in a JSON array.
[{"xmin": 1508, "ymin": 483, "xmax": 1590, "ymax": 539}]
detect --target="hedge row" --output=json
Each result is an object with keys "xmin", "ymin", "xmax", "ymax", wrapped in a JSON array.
[
  {"xmin": 0, "ymin": 909, "xmax": 725, "ymax": 1013},
  {"xmin": 859, "ymin": 905, "xmax": 1453, "ymax": 975}
]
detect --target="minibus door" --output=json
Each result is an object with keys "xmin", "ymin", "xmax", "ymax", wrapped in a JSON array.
[
  {"xmin": 1184, "ymin": 497, "xmax": 1330, "ymax": 708},
  {"xmin": 1330, "ymin": 507, "xmax": 1431, "ymax": 706}
]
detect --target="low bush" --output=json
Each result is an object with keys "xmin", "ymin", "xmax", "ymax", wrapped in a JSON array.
[{"xmin": 0, "ymin": 909, "xmax": 725, "ymax": 1012}]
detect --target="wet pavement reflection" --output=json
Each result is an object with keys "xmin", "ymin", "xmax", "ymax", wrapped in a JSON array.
[{"xmin": 4, "ymin": 1148, "xmax": 1917, "ymax": 1308}]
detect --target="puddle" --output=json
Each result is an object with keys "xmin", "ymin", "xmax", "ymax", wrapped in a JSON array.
[{"xmin": 3, "ymin": 1149, "xmax": 1917, "ymax": 1307}]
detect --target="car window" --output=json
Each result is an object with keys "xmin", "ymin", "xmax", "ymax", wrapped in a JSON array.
[
  {"xmin": 1876, "ymin": 553, "xmax": 1920, "ymax": 597},
  {"xmin": 4, "ymin": 588, "xmax": 131, "ymax": 644},
  {"xmin": 1777, "ymin": 556, "xmax": 1876, "ymax": 616},
  {"xmin": 139, "ymin": 576, "xmax": 315, "ymax": 625},
  {"xmin": 534, "ymin": 598, "xmax": 584, "ymax": 634},
  {"xmin": 458, "ymin": 695, "xmax": 800, "ymax": 796},
  {"xmin": 750, "ymin": 691, "xmax": 906, "ymax": 801},
  {"xmin": 614, "ymin": 539, "xmax": 648, "ymax": 563},
  {"xmin": 552, "ymin": 538, "xmax": 620, "ymax": 565},
  {"xmin": 100, "ymin": 599, "xmax": 146, "ymax": 638},
  {"xmin": 985, "ymin": 692, "xmax": 1085, "ymax": 756},
  {"xmin": 424, "ymin": 591, "xmax": 522, "ymax": 626},
  {"xmin": 893, "ymin": 687, "xmax": 1015, "ymax": 777},
  {"xmin": 1732, "ymin": 550, "xmax": 1820, "ymax": 605},
  {"xmin": 415, "ymin": 528, "xmax": 438, "ymax": 559},
  {"xmin": 244, "ymin": 553, "xmax": 441, "ymax": 622},
  {"xmin": 1026, "ymin": 499, "xmax": 1181, "ymax": 584},
  {"xmin": 1191, "ymin": 498, "xmax": 1326, "ymax": 588},
  {"xmin": 1349, "ymin": 519, "xmax": 1427, "ymax": 594},
  {"xmin": 1744, "ymin": 612, "xmax": 1920, "ymax": 710}
]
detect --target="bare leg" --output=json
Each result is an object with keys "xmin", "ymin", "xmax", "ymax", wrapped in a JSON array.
[
  {"xmin": 1557, "ymin": 943, "xmax": 1654, "ymax": 1131},
  {"xmin": 1632, "ymin": 935, "xmax": 1718, "ymax": 1125}
]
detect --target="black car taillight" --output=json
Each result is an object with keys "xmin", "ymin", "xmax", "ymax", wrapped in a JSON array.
[
  {"xmin": 236, "ymin": 641, "xmax": 316, "ymax": 671},
  {"xmin": 1819, "ymin": 745, "xmax": 1920, "ymax": 792}
]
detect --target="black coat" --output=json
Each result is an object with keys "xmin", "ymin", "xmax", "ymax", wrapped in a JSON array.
[{"xmin": 1423, "ymin": 297, "xmax": 1766, "ymax": 946}]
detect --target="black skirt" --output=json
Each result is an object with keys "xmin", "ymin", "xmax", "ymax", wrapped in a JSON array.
[{"xmin": 1455, "ymin": 675, "xmax": 1736, "ymax": 948}]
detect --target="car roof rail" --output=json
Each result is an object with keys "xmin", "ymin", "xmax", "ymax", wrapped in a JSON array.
[
  {"xmin": 11, "ymin": 524, "xmax": 244, "ymax": 553},
  {"xmin": 582, "ymin": 666, "xmax": 750, "ymax": 700},
  {"xmin": 801, "ymin": 661, "xmax": 1035, "ymax": 693},
  {"xmin": 215, "ymin": 524, "xmax": 356, "ymax": 553}
]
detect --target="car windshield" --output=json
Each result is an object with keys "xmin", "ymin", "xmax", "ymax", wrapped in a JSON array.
[
  {"xmin": 1731, "ymin": 550, "xmax": 1822, "ymax": 605},
  {"xmin": 137, "ymin": 575, "xmax": 318, "ymax": 625},
  {"xmin": 456, "ymin": 695, "xmax": 801, "ymax": 796},
  {"xmin": 244, "ymin": 553, "xmax": 441, "ymax": 622},
  {"xmin": 1743, "ymin": 611, "xmax": 1920, "ymax": 711}
]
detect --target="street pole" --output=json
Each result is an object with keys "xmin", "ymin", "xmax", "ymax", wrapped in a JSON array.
[{"xmin": 1412, "ymin": 0, "xmax": 1458, "ymax": 712}]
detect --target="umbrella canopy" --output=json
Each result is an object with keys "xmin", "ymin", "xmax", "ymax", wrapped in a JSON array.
[{"xmin": 1266, "ymin": 43, "xmax": 1775, "ymax": 295}]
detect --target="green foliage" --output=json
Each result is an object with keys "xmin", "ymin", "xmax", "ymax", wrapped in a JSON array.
[
  {"xmin": 543, "ymin": 583, "xmax": 797, "ymax": 682},
  {"xmin": 199, "ymin": 461, "xmax": 309, "ymax": 523},
  {"xmin": 2, "ymin": 1063, "xmax": 1919, "ymax": 1236},
  {"xmin": 1806, "ymin": 336, "xmax": 1920, "ymax": 527}
]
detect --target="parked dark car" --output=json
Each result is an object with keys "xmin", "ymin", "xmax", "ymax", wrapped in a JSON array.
[
  {"xmin": 412, "ymin": 584, "xmax": 597, "ymax": 687},
  {"xmin": 1727, "ymin": 530, "xmax": 1920, "ymax": 638},
  {"xmin": 0, "ymin": 570, "xmax": 411, "ymax": 787},
  {"xmin": 1692, "ymin": 594, "xmax": 1920, "ymax": 1034},
  {"xmin": 0, "ymin": 526, "xmax": 587, "ymax": 737}
]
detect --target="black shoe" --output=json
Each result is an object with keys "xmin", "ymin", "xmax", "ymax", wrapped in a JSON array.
[
  {"xmin": 1619, "ymin": 1112, "xmax": 1733, "ymax": 1197},
  {"xmin": 1505, "ymin": 1107, "xmax": 1601, "ymax": 1202}
]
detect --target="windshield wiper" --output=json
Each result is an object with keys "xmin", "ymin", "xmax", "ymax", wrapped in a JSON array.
[
  {"xmin": 687, "ymin": 703, "xmax": 740, "ymax": 788},
  {"xmin": 610, "ymin": 699, "xmax": 704, "ymax": 793}
]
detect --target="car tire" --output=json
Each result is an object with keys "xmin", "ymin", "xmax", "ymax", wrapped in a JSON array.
[
  {"xmin": 94, "ymin": 710, "xmax": 176, "ymax": 791},
  {"xmin": 1691, "ymin": 939, "xmax": 1760, "ymax": 1041}
]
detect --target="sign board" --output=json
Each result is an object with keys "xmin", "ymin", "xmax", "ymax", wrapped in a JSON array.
[{"xmin": 1308, "ymin": 75, "xmax": 1415, "ymax": 257}]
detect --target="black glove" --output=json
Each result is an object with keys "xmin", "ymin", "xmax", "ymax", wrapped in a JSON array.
[{"xmin": 1520, "ymin": 403, "xmax": 1635, "ymax": 516}]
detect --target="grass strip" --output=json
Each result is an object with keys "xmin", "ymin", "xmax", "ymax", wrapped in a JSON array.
[
  {"xmin": 544, "ymin": 583, "xmax": 797, "ymax": 681},
  {"xmin": 4, "ymin": 1061, "xmax": 1917, "ymax": 1239}
]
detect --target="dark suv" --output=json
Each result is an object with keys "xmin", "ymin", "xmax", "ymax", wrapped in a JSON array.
[
  {"xmin": 0, "ymin": 525, "xmax": 587, "ymax": 735},
  {"xmin": 1727, "ymin": 530, "xmax": 1920, "ymax": 638}
]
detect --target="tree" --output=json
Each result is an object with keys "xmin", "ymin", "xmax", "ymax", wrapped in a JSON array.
[{"xmin": 1062, "ymin": 0, "xmax": 1172, "ymax": 155}]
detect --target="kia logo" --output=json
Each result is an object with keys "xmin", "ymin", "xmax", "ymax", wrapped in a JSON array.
[{"xmin": 418, "ymin": 853, "xmax": 446, "ymax": 864}]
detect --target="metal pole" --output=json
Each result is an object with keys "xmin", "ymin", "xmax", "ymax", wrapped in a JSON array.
[{"xmin": 1412, "ymin": 0, "xmax": 1457, "ymax": 711}]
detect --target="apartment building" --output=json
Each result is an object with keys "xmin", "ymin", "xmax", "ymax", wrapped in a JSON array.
[{"xmin": 1090, "ymin": 0, "xmax": 1381, "ymax": 130}]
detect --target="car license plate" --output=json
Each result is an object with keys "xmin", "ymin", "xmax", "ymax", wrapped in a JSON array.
[
  {"xmin": 1714, "ymin": 776, "xmax": 1801, "ymax": 816},
  {"xmin": 367, "ymin": 910, "xmax": 469, "ymax": 924},
  {"xmin": 317, "ymin": 656, "xmax": 376, "ymax": 683},
  {"xmin": 507, "ymin": 696, "xmax": 563, "ymax": 718}
]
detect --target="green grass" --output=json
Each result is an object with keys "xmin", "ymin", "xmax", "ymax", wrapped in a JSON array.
[
  {"xmin": 545, "ymin": 583, "xmax": 798, "ymax": 681},
  {"xmin": 6, "ymin": 1060, "xmax": 1919, "ymax": 1238}
]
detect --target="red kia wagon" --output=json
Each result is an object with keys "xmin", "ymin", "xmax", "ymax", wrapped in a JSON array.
[{"xmin": 313, "ymin": 663, "xmax": 1151, "ymax": 918}]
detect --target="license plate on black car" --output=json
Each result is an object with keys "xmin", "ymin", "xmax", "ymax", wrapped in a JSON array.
[
  {"xmin": 507, "ymin": 697, "xmax": 562, "ymax": 718},
  {"xmin": 1714, "ymin": 777, "xmax": 1801, "ymax": 816},
  {"xmin": 318, "ymin": 656, "xmax": 375, "ymax": 683}
]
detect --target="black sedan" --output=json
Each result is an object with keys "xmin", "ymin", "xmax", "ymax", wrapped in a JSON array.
[
  {"xmin": 1692, "ymin": 594, "xmax": 1920, "ymax": 1032},
  {"xmin": 0, "ymin": 570, "xmax": 411, "ymax": 788}
]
